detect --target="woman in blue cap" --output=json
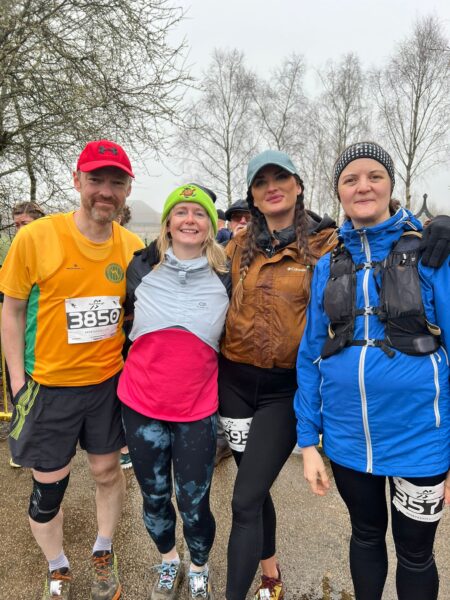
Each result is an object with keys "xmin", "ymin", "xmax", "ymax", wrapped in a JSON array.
[
  {"xmin": 219, "ymin": 150, "xmax": 337, "ymax": 600},
  {"xmin": 295, "ymin": 142, "xmax": 450, "ymax": 600},
  {"xmin": 118, "ymin": 183, "xmax": 230, "ymax": 600}
]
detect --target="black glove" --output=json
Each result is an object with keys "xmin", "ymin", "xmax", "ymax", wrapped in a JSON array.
[{"xmin": 419, "ymin": 215, "xmax": 450, "ymax": 268}]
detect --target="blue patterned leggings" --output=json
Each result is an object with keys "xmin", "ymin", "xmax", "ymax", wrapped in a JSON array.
[{"xmin": 122, "ymin": 404, "xmax": 217, "ymax": 566}]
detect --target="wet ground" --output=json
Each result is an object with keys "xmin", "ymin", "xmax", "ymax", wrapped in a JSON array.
[{"xmin": 0, "ymin": 422, "xmax": 449, "ymax": 599}]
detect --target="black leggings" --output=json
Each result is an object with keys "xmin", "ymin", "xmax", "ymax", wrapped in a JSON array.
[
  {"xmin": 122, "ymin": 404, "xmax": 217, "ymax": 566},
  {"xmin": 218, "ymin": 356, "xmax": 297, "ymax": 600},
  {"xmin": 331, "ymin": 461, "xmax": 446, "ymax": 600}
]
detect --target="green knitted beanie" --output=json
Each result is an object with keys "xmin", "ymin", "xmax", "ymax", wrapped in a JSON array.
[{"xmin": 161, "ymin": 184, "xmax": 218, "ymax": 233}]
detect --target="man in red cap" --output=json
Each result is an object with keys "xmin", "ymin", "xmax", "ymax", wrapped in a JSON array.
[{"xmin": 0, "ymin": 140, "xmax": 144, "ymax": 600}]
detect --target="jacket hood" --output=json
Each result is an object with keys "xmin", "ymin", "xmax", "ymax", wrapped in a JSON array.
[
  {"xmin": 306, "ymin": 210, "xmax": 336, "ymax": 234},
  {"xmin": 339, "ymin": 207, "xmax": 423, "ymax": 260}
]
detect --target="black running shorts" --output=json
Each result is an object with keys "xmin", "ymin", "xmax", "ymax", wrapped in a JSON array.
[{"xmin": 9, "ymin": 373, "xmax": 125, "ymax": 470}]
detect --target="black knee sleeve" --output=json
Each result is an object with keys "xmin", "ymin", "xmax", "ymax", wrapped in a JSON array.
[
  {"xmin": 397, "ymin": 551, "xmax": 436, "ymax": 573},
  {"xmin": 28, "ymin": 474, "xmax": 70, "ymax": 523}
]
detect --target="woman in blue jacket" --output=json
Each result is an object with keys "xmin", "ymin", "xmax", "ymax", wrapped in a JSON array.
[{"xmin": 295, "ymin": 142, "xmax": 450, "ymax": 600}]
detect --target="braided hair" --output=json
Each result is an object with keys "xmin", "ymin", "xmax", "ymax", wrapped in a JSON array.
[{"xmin": 229, "ymin": 175, "xmax": 315, "ymax": 313}]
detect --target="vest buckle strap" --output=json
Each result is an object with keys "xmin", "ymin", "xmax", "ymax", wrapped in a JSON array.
[
  {"xmin": 355, "ymin": 306, "xmax": 378, "ymax": 316},
  {"xmin": 356, "ymin": 261, "xmax": 376, "ymax": 271},
  {"xmin": 351, "ymin": 338, "xmax": 396, "ymax": 358}
]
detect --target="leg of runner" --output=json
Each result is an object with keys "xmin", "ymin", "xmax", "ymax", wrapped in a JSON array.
[
  {"xmin": 389, "ymin": 473, "xmax": 445, "ymax": 600},
  {"xmin": 29, "ymin": 464, "xmax": 71, "ymax": 560},
  {"xmin": 88, "ymin": 451, "xmax": 125, "ymax": 539},
  {"xmin": 88, "ymin": 451, "xmax": 124, "ymax": 600},
  {"xmin": 172, "ymin": 417, "xmax": 216, "ymax": 600}
]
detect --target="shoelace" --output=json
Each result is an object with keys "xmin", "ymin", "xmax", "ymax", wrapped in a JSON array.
[
  {"xmin": 156, "ymin": 563, "xmax": 179, "ymax": 590},
  {"xmin": 189, "ymin": 572, "xmax": 208, "ymax": 598},
  {"xmin": 92, "ymin": 553, "xmax": 113, "ymax": 581}
]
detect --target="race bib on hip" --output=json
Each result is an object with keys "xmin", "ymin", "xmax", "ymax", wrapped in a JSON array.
[
  {"xmin": 65, "ymin": 296, "xmax": 121, "ymax": 344},
  {"xmin": 392, "ymin": 477, "xmax": 445, "ymax": 523},
  {"xmin": 219, "ymin": 416, "xmax": 252, "ymax": 452}
]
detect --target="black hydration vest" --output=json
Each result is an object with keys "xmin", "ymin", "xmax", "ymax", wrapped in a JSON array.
[{"xmin": 321, "ymin": 231, "xmax": 441, "ymax": 359}]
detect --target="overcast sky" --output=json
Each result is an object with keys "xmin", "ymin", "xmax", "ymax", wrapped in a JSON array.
[{"xmin": 130, "ymin": 0, "xmax": 450, "ymax": 215}]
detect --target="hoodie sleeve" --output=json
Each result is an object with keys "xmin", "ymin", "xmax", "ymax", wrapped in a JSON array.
[{"xmin": 294, "ymin": 254, "xmax": 331, "ymax": 447}]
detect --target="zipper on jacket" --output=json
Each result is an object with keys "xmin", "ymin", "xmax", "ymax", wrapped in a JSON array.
[
  {"xmin": 430, "ymin": 353, "xmax": 441, "ymax": 428},
  {"xmin": 359, "ymin": 344, "xmax": 373, "ymax": 472},
  {"xmin": 359, "ymin": 231, "xmax": 373, "ymax": 472},
  {"xmin": 361, "ymin": 232, "xmax": 372, "ymax": 341}
]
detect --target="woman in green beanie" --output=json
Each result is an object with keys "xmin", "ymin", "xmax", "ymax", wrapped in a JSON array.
[{"xmin": 118, "ymin": 183, "xmax": 230, "ymax": 600}]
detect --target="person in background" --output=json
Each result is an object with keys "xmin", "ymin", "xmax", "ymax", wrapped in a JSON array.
[
  {"xmin": 118, "ymin": 204, "xmax": 131, "ymax": 228},
  {"xmin": 296, "ymin": 142, "xmax": 450, "ymax": 600},
  {"xmin": 119, "ymin": 183, "xmax": 229, "ymax": 600},
  {"xmin": 225, "ymin": 199, "xmax": 251, "ymax": 238},
  {"xmin": 12, "ymin": 201, "xmax": 45, "ymax": 231},
  {"xmin": 4, "ymin": 202, "xmax": 46, "ymax": 467},
  {"xmin": 216, "ymin": 208, "xmax": 232, "ymax": 244},
  {"xmin": 0, "ymin": 139, "xmax": 144, "ymax": 600}
]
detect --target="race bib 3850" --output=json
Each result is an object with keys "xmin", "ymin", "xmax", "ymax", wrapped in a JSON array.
[{"xmin": 65, "ymin": 296, "xmax": 121, "ymax": 344}]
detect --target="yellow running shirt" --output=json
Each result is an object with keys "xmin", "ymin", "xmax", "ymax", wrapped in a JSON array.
[{"xmin": 0, "ymin": 212, "xmax": 144, "ymax": 386}]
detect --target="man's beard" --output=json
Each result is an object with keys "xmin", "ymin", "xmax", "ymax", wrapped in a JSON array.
[{"xmin": 90, "ymin": 205, "xmax": 120, "ymax": 225}]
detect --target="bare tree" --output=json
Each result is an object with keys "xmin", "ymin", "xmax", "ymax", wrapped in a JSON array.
[
  {"xmin": 373, "ymin": 15, "xmax": 450, "ymax": 208},
  {"xmin": 253, "ymin": 54, "xmax": 308, "ymax": 156},
  {"xmin": 176, "ymin": 49, "xmax": 258, "ymax": 206},
  {"xmin": 0, "ymin": 0, "xmax": 189, "ymax": 222},
  {"xmin": 311, "ymin": 53, "xmax": 370, "ymax": 220}
]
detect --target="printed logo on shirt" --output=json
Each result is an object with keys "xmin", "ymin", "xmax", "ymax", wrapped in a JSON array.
[
  {"xmin": 392, "ymin": 477, "xmax": 445, "ymax": 523},
  {"xmin": 105, "ymin": 263, "xmax": 124, "ymax": 283},
  {"xmin": 219, "ymin": 416, "xmax": 252, "ymax": 452},
  {"xmin": 66, "ymin": 263, "xmax": 83, "ymax": 270}
]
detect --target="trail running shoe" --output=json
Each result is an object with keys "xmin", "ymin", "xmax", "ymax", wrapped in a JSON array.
[
  {"xmin": 151, "ymin": 561, "xmax": 184, "ymax": 600},
  {"xmin": 253, "ymin": 566, "xmax": 284, "ymax": 600},
  {"xmin": 189, "ymin": 568, "xmax": 213, "ymax": 600},
  {"xmin": 42, "ymin": 567, "xmax": 72, "ymax": 599},
  {"xmin": 119, "ymin": 452, "xmax": 133, "ymax": 470},
  {"xmin": 91, "ymin": 549, "xmax": 121, "ymax": 600}
]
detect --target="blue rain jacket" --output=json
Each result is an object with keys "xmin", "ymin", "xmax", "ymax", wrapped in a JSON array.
[{"xmin": 295, "ymin": 208, "xmax": 450, "ymax": 477}]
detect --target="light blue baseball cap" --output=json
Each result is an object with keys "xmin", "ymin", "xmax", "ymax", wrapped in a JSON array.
[{"xmin": 246, "ymin": 150, "xmax": 300, "ymax": 188}]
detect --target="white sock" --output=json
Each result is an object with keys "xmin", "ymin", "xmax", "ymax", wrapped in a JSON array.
[
  {"xmin": 48, "ymin": 551, "xmax": 70, "ymax": 573},
  {"xmin": 92, "ymin": 534, "xmax": 112, "ymax": 555}
]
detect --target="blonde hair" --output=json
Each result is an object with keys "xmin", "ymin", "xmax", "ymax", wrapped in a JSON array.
[{"xmin": 155, "ymin": 209, "xmax": 228, "ymax": 274}]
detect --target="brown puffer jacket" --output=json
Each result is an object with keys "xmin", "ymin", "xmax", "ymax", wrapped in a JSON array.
[{"xmin": 221, "ymin": 214, "xmax": 337, "ymax": 369}]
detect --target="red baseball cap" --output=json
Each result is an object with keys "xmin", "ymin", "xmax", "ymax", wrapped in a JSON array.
[{"xmin": 76, "ymin": 140, "xmax": 134, "ymax": 177}]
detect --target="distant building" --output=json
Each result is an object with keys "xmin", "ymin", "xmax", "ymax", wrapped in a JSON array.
[{"xmin": 126, "ymin": 200, "xmax": 161, "ymax": 244}]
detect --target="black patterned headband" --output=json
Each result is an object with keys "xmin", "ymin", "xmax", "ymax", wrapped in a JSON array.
[{"xmin": 334, "ymin": 142, "xmax": 395, "ymax": 192}]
